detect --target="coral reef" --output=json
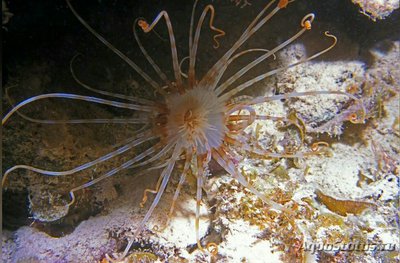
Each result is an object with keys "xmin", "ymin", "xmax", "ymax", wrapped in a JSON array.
[{"xmin": 2, "ymin": 1, "xmax": 399, "ymax": 262}]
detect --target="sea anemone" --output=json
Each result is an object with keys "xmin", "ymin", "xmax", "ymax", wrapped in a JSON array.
[{"xmin": 2, "ymin": 0, "xmax": 366, "ymax": 261}]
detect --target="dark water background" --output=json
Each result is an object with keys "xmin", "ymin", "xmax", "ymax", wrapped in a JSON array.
[{"xmin": 3, "ymin": 0, "xmax": 400, "ymax": 88}]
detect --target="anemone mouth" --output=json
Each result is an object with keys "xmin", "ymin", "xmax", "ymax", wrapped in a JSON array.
[{"xmin": 165, "ymin": 87, "xmax": 227, "ymax": 153}]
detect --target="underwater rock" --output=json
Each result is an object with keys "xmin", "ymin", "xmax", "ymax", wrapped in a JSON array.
[{"xmin": 351, "ymin": 0, "xmax": 399, "ymax": 21}]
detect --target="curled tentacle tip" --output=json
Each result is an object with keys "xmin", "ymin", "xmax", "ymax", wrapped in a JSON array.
[
  {"xmin": 348, "ymin": 113, "xmax": 365, "ymax": 124},
  {"xmin": 324, "ymin": 31, "xmax": 337, "ymax": 42},
  {"xmin": 303, "ymin": 20, "xmax": 312, "ymax": 30},
  {"xmin": 311, "ymin": 141, "xmax": 329, "ymax": 152},
  {"xmin": 301, "ymin": 13, "xmax": 315, "ymax": 30},
  {"xmin": 206, "ymin": 242, "xmax": 218, "ymax": 256},
  {"xmin": 138, "ymin": 19, "xmax": 149, "ymax": 31},
  {"xmin": 210, "ymin": 28, "xmax": 225, "ymax": 50}
]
